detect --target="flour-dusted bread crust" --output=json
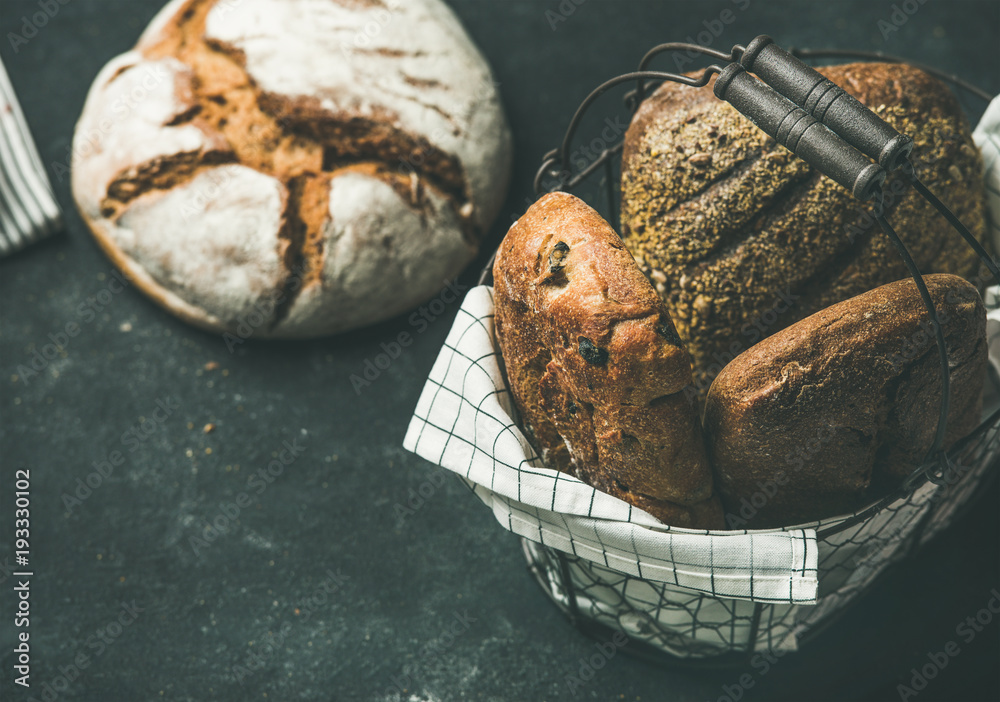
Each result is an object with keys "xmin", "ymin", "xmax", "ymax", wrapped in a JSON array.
[
  {"xmin": 72, "ymin": 0, "xmax": 512, "ymax": 336},
  {"xmin": 493, "ymin": 192, "xmax": 723, "ymax": 529},
  {"xmin": 704, "ymin": 274, "xmax": 988, "ymax": 529}
]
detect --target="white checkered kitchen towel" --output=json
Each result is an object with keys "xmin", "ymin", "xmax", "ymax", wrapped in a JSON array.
[
  {"xmin": 403, "ymin": 286, "xmax": 819, "ymax": 604},
  {"xmin": 404, "ymin": 95, "xmax": 1000, "ymax": 607},
  {"xmin": 0, "ymin": 57, "xmax": 62, "ymax": 255},
  {"xmin": 974, "ymin": 96, "xmax": 1000, "ymax": 376}
]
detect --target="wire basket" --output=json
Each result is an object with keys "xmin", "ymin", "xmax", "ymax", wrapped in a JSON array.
[
  {"xmin": 406, "ymin": 40, "xmax": 1000, "ymax": 663},
  {"xmin": 520, "ymin": 401, "xmax": 999, "ymax": 663}
]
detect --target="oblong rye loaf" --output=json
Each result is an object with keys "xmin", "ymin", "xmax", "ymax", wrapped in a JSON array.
[{"xmin": 704, "ymin": 274, "xmax": 987, "ymax": 528}]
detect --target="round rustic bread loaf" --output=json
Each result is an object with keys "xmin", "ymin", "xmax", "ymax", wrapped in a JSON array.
[
  {"xmin": 72, "ymin": 0, "xmax": 511, "ymax": 337},
  {"xmin": 620, "ymin": 62, "xmax": 988, "ymax": 398}
]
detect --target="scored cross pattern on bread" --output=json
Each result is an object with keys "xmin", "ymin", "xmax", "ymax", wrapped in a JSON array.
[{"xmin": 72, "ymin": 0, "xmax": 511, "ymax": 336}]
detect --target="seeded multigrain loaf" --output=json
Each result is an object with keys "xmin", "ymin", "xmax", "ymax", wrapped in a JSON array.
[
  {"xmin": 72, "ymin": 0, "xmax": 511, "ymax": 336},
  {"xmin": 493, "ymin": 192, "xmax": 724, "ymax": 529},
  {"xmin": 620, "ymin": 62, "xmax": 988, "ymax": 399},
  {"xmin": 704, "ymin": 274, "xmax": 987, "ymax": 529}
]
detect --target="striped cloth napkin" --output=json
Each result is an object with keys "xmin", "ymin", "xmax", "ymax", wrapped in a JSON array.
[{"xmin": 0, "ymin": 56, "xmax": 62, "ymax": 255}]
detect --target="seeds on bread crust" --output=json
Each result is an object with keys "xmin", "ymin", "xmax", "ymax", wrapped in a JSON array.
[{"xmin": 621, "ymin": 62, "xmax": 988, "ymax": 399}]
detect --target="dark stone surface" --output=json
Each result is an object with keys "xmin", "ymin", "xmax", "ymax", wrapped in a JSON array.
[{"xmin": 1, "ymin": 1, "xmax": 998, "ymax": 700}]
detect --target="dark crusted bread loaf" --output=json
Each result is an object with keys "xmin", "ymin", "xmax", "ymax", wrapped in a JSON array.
[
  {"xmin": 493, "ymin": 192, "xmax": 724, "ymax": 529},
  {"xmin": 704, "ymin": 274, "xmax": 987, "ymax": 529},
  {"xmin": 621, "ymin": 62, "xmax": 988, "ymax": 400}
]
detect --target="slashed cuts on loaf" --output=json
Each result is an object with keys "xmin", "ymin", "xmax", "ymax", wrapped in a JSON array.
[
  {"xmin": 72, "ymin": 0, "xmax": 512, "ymax": 336},
  {"xmin": 493, "ymin": 192, "xmax": 724, "ymax": 529}
]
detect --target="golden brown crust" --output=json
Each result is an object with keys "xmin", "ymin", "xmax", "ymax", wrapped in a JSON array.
[
  {"xmin": 621, "ymin": 62, "xmax": 989, "ymax": 401},
  {"xmin": 704, "ymin": 274, "xmax": 987, "ymax": 528},
  {"xmin": 493, "ymin": 192, "xmax": 723, "ymax": 529}
]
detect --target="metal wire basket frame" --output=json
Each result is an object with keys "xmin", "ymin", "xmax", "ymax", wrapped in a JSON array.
[{"xmin": 478, "ymin": 42, "xmax": 1000, "ymax": 665}]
